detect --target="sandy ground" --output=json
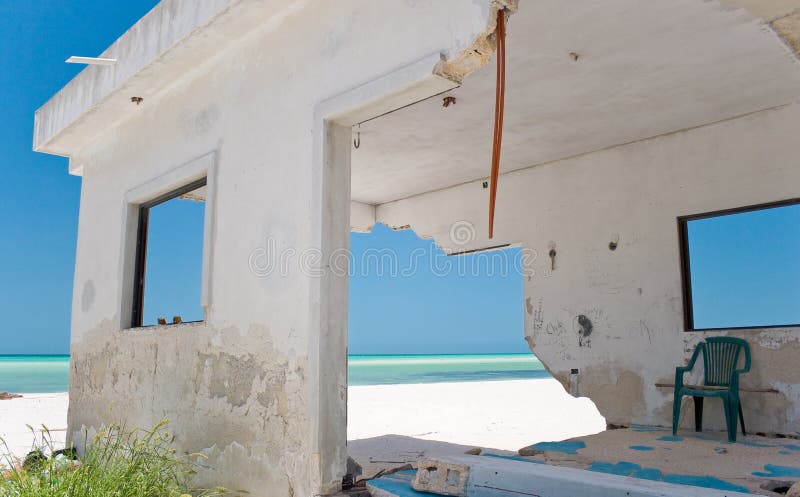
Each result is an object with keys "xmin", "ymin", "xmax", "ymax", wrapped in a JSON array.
[
  {"xmin": 0, "ymin": 378, "xmax": 605, "ymax": 462},
  {"xmin": 0, "ymin": 393, "xmax": 68, "ymax": 461},
  {"xmin": 348, "ymin": 378, "xmax": 606, "ymax": 450},
  {"xmin": 4, "ymin": 384, "xmax": 789, "ymax": 494}
]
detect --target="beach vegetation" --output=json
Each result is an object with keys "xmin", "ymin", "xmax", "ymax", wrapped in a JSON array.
[{"xmin": 0, "ymin": 419, "xmax": 239, "ymax": 497}]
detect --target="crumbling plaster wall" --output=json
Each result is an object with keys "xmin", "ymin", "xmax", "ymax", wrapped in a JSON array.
[
  {"xmin": 376, "ymin": 102, "xmax": 800, "ymax": 435},
  {"xmin": 62, "ymin": 2, "xmax": 499, "ymax": 496}
]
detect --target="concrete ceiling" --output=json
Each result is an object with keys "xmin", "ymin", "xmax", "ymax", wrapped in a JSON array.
[{"xmin": 351, "ymin": 0, "xmax": 800, "ymax": 205}]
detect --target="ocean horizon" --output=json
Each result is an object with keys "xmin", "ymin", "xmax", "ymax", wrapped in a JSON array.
[{"xmin": 0, "ymin": 353, "xmax": 550, "ymax": 393}]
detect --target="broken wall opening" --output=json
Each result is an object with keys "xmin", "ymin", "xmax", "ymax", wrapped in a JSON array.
[
  {"xmin": 343, "ymin": 222, "xmax": 605, "ymax": 481},
  {"xmin": 335, "ymin": 30, "xmax": 619, "ymax": 479},
  {"xmin": 346, "ymin": 221, "xmax": 527, "ymax": 470}
]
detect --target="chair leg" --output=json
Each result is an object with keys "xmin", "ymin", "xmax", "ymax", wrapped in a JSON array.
[
  {"xmin": 693, "ymin": 396, "xmax": 703, "ymax": 432},
  {"xmin": 738, "ymin": 403, "xmax": 746, "ymax": 437},
  {"xmin": 672, "ymin": 394, "xmax": 682, "ymax": 436},
  {"xmin": 723, "ymin": 398, "xmax": 735, "ymax": 443}
]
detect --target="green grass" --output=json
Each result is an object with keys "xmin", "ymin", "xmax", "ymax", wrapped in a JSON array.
[{"xmin": 0, "ymin": 420, "xmax": 237, "ymax": 497}]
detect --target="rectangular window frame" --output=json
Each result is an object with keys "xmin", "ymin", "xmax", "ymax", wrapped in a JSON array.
[
  {"xmin": 678, "ymin": 196, "xmax": 800, "ymax": 332},
  {"xmin": 130, "ymin": 177, "xmax": 208, "ymax": 328}
]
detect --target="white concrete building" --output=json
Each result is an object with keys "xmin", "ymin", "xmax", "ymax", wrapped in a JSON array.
[{"xmin": 34, "ymin": 1, "xmax": 800, "ymax": 495}]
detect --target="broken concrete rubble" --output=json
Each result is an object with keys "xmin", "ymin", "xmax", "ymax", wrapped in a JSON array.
[
  {"xmin": 352, "ymin": 428, "xmax": 800, "ymax": 496},
  {"xmin": 413, "ymin": 458, "xmax": 469, "ymax": 496},
  {"xmin": 367, "ymin": 455, "xmax": 760, "ymax": 497}
]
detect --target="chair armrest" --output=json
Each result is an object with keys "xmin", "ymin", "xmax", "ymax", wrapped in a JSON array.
[
  {"xmin": 674, "ymin": 367, "xmax": 688, "ymax": 391},
  {"xmin": 730, "ymin": 365, "xmax": 750, "ymax": 391},
  {"xmin": 675, "ymin": 365, "xmax": 694, "ymax": 391},
  {"xmin": 736, "ymin": 345, "xmax": 752, "ymax": 374},
  {"xmin": 729, "ymin": 345, "xmax": 751, "ymax": 391},
  {"xmin": 730, "ymin": 370, "xmax": 744, "ymax": 392},
  {"xmin": 675, "ymin": 343, "xmax": 704, "ymax": 391}
]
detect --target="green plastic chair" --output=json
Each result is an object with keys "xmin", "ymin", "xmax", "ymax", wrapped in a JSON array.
[{"xmin": 672, "ymin": 337, "xmax": 751, "ymax": 442}]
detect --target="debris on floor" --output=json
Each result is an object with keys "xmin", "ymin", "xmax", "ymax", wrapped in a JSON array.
[
  {"xmin": 365, "ymin": 454, "xmax": 758, "ymax": 497},
  {"xmin": 355, "ymin": 427, "xmax": 800, "ymax": 496}
]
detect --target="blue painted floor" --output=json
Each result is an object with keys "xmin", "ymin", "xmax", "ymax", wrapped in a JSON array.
[
  {"xmin": 513, "ymin": 426, "xmax": 800, "ymax": 495},
  {"xmin": 586, "ymin": 461, "xmax": 750, "ymax": 493},
  {"xmin": 364, "ymin": 428, "xmax": 800, "ymax": 496},
  {"xmin": 367, "ymin": 470, "xmax": 426, "ymax": 497}
]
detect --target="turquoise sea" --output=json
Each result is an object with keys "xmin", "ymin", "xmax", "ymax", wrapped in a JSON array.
[
  {"xmin": 0, "ymin": 355, "xmax": 71, "ymax": 393},
  {"xmin": 0, "ymin": 353, "xmax": 549, "ymax": 393},
  {"xmin": 348, "ymin": 354, "xmax": 549, "ymax": 385}
]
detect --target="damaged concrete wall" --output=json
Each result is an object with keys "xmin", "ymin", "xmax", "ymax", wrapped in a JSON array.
[
  {"xmin": 377, "ymin": 102, "xmax": 800, "ymax": 436},
  {"xmin": 54, "ymin": 2, "xmax": 498, "ymax": 495}
]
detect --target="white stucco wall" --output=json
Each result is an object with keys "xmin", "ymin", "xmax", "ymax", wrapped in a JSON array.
[
  {"xmin": 37, "ymin": 0, "xmax": 800, "ymax": 494},
  {"xmin": 48, "ymin": 2, "xmax": 501, "ymax": 495},
  {"xmin": 377, "ymin": 102, "xmax": 800, "ymax": 435}
]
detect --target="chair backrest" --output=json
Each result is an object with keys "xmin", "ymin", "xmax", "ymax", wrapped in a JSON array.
[{"xmin": 702, "ymin": 337, "xmax": 749, "ymax": 386}]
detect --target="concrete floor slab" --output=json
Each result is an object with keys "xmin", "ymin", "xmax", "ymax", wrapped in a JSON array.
[
  {"xmin": 365, "ymin": 454, "xmax": 761, "ymax": 497},
  {"xmin": 355, "ymin": 429, "xmax": 800, "ymax": 495},
  {"xmin": 516, "ymin": 427, "xmax": 800, "ymax": 495}
]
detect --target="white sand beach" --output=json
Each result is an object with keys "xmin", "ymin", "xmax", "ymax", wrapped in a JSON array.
[
  {"xmin": 1, "ymin": 378, "xmax": 604, "ymax": 460},
  {"xmin": 0, "ymin": 393, "xmax": 68, "ymax": 460},
  {"xmin": 348, "ymin": 378, "xmax": 606, "ymax": 451}
]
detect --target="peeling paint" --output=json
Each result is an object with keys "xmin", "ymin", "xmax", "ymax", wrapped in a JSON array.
[
  {"xmin": 587, "ymin": 461, "xmax": 750, "ymax": 493},
  {"xmin": 68, "ymin": 320, "xmax": 310, "ymax": 496},
  {"xmin": 523, "ymin": 441, "xmax": 585, "ymax": 455},
  {"xmin": 753, "ymin": 464, "xmax": 800, "ymax": 478}
]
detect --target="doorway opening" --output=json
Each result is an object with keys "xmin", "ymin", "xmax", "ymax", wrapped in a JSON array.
[{"xmin": 344, "ymin": 223, "xmax": 605, "ymax": 480}]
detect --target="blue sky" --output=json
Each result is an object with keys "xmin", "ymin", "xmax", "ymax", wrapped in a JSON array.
[
  {"xmin": 687, "ymin": 204, "xmax": 800, "ymax": 329},
  {"xmin": 0, "ymin": 2, "xmax": 527, "ymax": 354},
  {"xmin": 1, "ymin": 3, "xmax": 796, "ymax": 354},
  {"xmin": 349, "ymin": 224, "xmax": 526, "ymax": 354},
  {"xmin": 0, "ymin": 2, "xmax": 161, "ymax": 354},
  {"xmin": 142, "ymin": 196, "xmax": 206, "ymax": 326}
]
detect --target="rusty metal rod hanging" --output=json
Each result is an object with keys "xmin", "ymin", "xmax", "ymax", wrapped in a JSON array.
[{"xmin": 488, "ymin": 9, "xmax": 506, "ymax": 239}]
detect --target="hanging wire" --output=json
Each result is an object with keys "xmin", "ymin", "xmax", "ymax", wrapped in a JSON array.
[{"xmin": 488, "ymin": 8, "xmax": 507, "ymax": 239}]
